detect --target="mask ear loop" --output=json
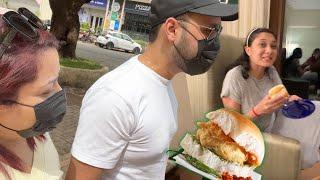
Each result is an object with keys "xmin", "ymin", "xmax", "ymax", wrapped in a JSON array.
[
  {"xmin": 173, "ymin": 21, "xmax": 198, "ymax": 61},
  {"xmin": 173, "ymin": 24, "xmax": 219, "ymax": 63},
  {"xmin": 13, "ymin": 101, "xmax": 34, "ymax": 107},
  {"xmin": 0, "ymin": 123, "xmax": 19, "ymax": 132},
  {"xmin": 5, "ymin": 100, "xmax": 34, "ymax": 108}
]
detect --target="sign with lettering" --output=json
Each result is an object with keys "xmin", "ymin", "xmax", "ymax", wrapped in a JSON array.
[
  {"xmin": 134, "ymin": 4, "xmax": 151, "ymax": 12},
  {"xmin": 124, "ymin": 1, "xmax": 151, "ymax": 16},
  {"xmin": 111, "ymin": 12, "xmax": 118, "ymax": 20},
  {"xmin": 114, "ymin": 20, "xmax": 120, "ymax": 30},
  {"xmin": 109, "ymin": 20, "xmax": 115, "ymax": 30},
  {"xmin": 90, "ymin": 0, "xmax": 107, "ymax": 8},
  {"xmin": 112, "ymin": 2, "xmax": 121, "ymax": 12}
]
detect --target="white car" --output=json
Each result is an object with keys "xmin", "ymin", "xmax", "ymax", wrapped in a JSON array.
[{"xmin": 96, "ymin": 31, "xmax": 142, "ymax": 54}]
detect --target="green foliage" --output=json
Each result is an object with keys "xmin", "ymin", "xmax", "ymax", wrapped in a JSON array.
[
  {"xmin": 60, "ymin": 57, "xmax": 102, "ymax": 70},
  {"xmin": 134, "ymin": 39, "xmax": 148, "ymax": 49},
  {"xmin": 80, "ymin": 22, "xmax": 90, "ymax": 32}
]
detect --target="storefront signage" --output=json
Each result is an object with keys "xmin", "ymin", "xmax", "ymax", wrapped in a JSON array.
[
  {"xmin": 109, "ymin": 20, "xmax": 115, "ymax": 30},
  {"xmin": 114, "ymin": 20, "xmax": 120, "ymax": 31},
  {"xmin": 124, "ymin": 1, "xmax": 151, "ymax": 16},
  {"xmin": 109, "ymin": 20, "xmax": 119, "ymax": 30},
  {"xmin": 134, "ymin": 4, "xmax": 150, "ymax": 12},
  {"xmin": 112, "ymin": 2, "xmax": 121, "ymax": 12},
  {"xmin": 90, "ymin": 0, "xmax": 107, "ymax": 8},
  {"xmin": 111, "ymin": 12, "xmax": 118, "ymax": 21}
]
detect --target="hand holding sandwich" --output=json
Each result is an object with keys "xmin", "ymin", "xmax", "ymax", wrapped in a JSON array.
[{"xmin": 250, "ymin": 85, "xmax": 289, "ymax": 118}]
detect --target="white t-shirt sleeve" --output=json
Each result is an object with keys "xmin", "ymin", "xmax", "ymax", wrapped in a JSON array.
[
  {"xmin": 221, "ymin": 69, "xmax": 242, "ymax": 104},
  {"xmin": 71, "ymin": 87, "xmax": 136, "ymax": 169}
]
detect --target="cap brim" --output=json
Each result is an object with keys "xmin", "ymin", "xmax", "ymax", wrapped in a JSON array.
[{"xmin": 189, "ymin": 3, "xmax": 238, "ymax": 21}]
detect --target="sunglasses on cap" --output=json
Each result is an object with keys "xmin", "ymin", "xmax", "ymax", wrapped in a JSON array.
[{"xmin": 0, "ymin": 7, "xmax": 47, "ymax": 59}]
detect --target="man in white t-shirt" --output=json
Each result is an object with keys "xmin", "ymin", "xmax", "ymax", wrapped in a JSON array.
[{"xmin": 66, "ymin": 0, "xmax": 238, "ymax": 179}]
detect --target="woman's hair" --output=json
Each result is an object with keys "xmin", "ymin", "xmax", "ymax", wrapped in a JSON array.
[
  {"xmin": 312, "ymin": 48, "xmax": 320, "ymax": 57},
  {"xmin": 0, "ymin": 15, "xmax": 58, "ymax": 179},
  {"xmin": 281, "ymin": 48, "xmax": 302, "ymax": 77},
  {"xmin": 227, "ymin": 28, "xmax": 277, "ymax": 79},
  {"xmin": 290, "ymin": 47, "xmax": 302, "ymax": 59}
]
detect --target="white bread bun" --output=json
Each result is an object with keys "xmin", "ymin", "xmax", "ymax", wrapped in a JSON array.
[
  {"xmin": 205, "ymin": 109, "xmax": 265, "ymax": 166},
  {"xmin": 268, "ymin": 84, "xmax": 289, "ymax": 99},
  {"xmin": 180, "ymin": 133, "xmax": 254, "ymax": 177}
]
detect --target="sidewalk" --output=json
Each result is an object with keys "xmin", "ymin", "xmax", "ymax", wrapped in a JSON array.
[{"xmin": 50, "ymin": 87, "xmax": 85, "ymax": 176}]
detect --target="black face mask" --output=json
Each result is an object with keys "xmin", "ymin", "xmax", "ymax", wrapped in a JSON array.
[
  {"xmin": 174, "ymin": 27, "xmax": 221, "ymax": 76},
  {"xmin": 0, "ymin": 90, "xmax": 67, "ymax": 138}
]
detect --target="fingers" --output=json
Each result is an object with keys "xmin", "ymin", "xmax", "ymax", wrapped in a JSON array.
[
  {"xmin": 271, "ymin": 96, "xmax": 287, "ymax": 106},
  {"xmin": 258, "ymin": 94, "xmax": 287, "ymax": 114},
  {"xmin": 288, "ymin": 95, "xmax": 302, "ymax": 101},
  {"xmin": 268, "ymin": 92, "xmax": 288, "ymax": 103},
  {"xmin": 258, "ymin": 92, "xmax": 290, "ymax": 114}
]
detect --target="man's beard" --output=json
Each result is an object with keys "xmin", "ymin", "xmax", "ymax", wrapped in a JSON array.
[{"xmin": 172, "ymin": 31, "xmax": 196, "ymax": 73}]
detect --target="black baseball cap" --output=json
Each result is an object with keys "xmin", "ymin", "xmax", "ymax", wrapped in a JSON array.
[{"xmin": 149, "ymin": 0, "xmax": 238, "ymax": 28}]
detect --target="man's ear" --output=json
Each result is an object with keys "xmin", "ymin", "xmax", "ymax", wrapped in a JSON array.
[
  {"xmin": 244, "ymin": 46, "xmax": 251, "ymax": 56},
  {"xmin": 163, "ymin": 17, "xmax": 180, "ymax": 43}
]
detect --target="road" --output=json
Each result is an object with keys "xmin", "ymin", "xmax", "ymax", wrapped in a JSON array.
[{"xmin": 76, "ymin": 41, "xmax": 134, "ymax": 70}]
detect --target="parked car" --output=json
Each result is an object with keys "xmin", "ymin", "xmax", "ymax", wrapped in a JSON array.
[{"xmin": 95, "ymin": 31, "xmax": 142, "ymax": 54}]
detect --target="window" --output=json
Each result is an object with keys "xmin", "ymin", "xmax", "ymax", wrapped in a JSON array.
[
  {"xmin": 90, "ymin": 16, "xmax": 94, "ymax": 27},
  {"xmin": 108, "ymin": 32, "xmax": 116, "ymax": 37},
  {"xmin": 95, "ymin": 17, "xmax": 99, "ymax": 29},
  {"xmin": 121, "ymin": 34, "xmax": 132, "ymax": 42},
  {"xmin": 123, "ymin": 13, "xmax": 150, "ymax": 34},
  {"xmin": 99, "ymin": 17, "xmax": 103, "ymax": 27},
  {"xmin": 113, "ymin": 33, "xmax": 122, "ymax": 39}
]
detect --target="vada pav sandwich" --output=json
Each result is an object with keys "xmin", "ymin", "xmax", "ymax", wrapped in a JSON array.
[{"xmin": 179, "ymin": 109, "xmax": 265, "ymax": 179}]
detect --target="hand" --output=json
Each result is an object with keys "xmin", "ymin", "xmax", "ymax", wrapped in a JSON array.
[
  {"xmin": 254, "ymin": 94, "xmax": 288, "ymax": 115},
  {"xmin": 288, "ymin": 95, "xmax": 302, "ymax": 102}
]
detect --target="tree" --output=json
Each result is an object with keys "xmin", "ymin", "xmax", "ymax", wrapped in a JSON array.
[{"xmin": 49, "ymin": 0, "xmax": 91, "ymax": 58}]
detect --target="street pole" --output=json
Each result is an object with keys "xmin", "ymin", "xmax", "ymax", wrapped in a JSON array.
[
  {"xmin": 119, "ymin": 0, "xmax": 126, "ymax": 32},
  {"xmin": 103, "ymin": 0, "xmax": 111, "ymax": 31}
]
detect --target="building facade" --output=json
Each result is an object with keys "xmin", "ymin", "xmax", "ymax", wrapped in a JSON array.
[
  {"xmin": 79, "ymin": 0, "xmax": 151, "ymax": 38},
  {"xmin": 1, "ymin": 0, "xmax": 152, "ymax": 37},
  {"xmin": 0, "ymin": 0, "xmax": 52, "ymax": 20},
  {"xmin": 79, "ymin": 0, "xmax": 108, "ymax": 32},
  {"xmin": 122, "ymin": 0, "xmax": 151, "ymax": 34}
]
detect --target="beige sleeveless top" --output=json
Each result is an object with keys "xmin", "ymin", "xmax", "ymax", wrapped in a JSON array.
[{"xmin": 1, "ymin": 133, "xmax": 63, "ymax": 180}]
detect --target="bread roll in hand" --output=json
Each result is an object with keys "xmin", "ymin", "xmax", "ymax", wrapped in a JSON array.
[{"xmin": 268, "ymin": 84, "xmax": 289, "ymax": 99}]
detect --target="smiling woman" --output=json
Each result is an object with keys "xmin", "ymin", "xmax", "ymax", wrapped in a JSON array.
[
  {"xmin": 221, "ymin": 28, "xmax": 296, "ymax": 132},
  {"xmin": 0, "ymin": 8, "xmax": 66, "ymax": 180}
]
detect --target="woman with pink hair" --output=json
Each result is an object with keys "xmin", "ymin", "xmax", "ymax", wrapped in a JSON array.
[{"xmin": 0, "ymin": 8, "xmax": 66, "ymax": 180}]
